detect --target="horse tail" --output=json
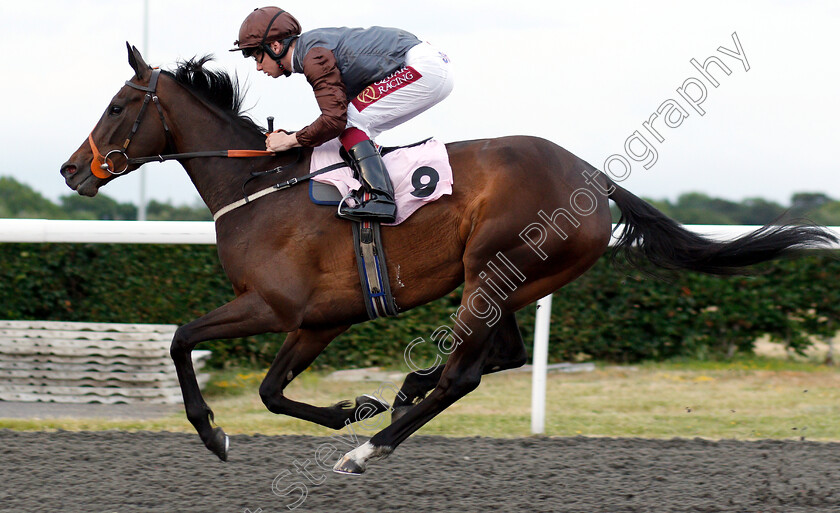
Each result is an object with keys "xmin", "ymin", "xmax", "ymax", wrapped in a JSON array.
[{"xmin": 606, "ymin": 180, "xmax": 837, "ymax": 275}]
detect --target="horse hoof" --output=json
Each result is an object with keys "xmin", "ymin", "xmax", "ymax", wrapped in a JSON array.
[
  {"xmin": 356, "ymin": 394, "xmax": 390, "ymax": 416},
  {"xmin": 391, "ymin": 405, "xmax": 412, "ymax": 423},
  {"xmin": 208, "ymin": 426, "xmax": 229, "ymax": 462},
  {"xmin": 332, "ymin": 441, "xmax": 392, "ymax": 475},
  {"xmin": 333, "ymin": 455, "xmax": 366, "ymax": 475}
]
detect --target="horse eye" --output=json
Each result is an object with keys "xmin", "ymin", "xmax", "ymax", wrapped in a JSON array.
[{"xmin": 109, "ymin": 105, "xmax": 123, "ymax": 116}]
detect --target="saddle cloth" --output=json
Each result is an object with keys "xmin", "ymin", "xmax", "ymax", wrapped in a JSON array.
[{"xmin": 309, "ymin": 138, "xmax": 453, "ymax": 225}]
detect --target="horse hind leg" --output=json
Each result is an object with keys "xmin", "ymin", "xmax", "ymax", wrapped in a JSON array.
[
  {"xmin": 170, "ymin": 291, "xmax": 284, "ymax": 461},
  {"xmin": 334, "ymin": 284, "xmax": 501, "ymax": 474},
  {"xmin": 391, "ymin": 312, "xmax": 527, "ymax": 423},
  {"xmin": 258, "ymin": 326, "xmax": 390, "ymax": 430},
  {"xmin": 483, "ymin": 311, "xmax": 529, "ymax": 372},
  {"xmin": 389, "ymin": 366, "xmax": 443, "ymax": 423}
]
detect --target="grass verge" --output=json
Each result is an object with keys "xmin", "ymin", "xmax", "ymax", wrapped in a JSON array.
[{"xmin": 1, "ymin": 357, "xmax": 838, "ymax": 440}]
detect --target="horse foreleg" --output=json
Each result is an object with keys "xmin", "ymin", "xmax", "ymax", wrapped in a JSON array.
[
  {"xmin": 391, "ymin": 312, "xmax": 527, "ymax": 423},
  {"xmin": 170, "ymin": 291, "xmax": 282, "ymax": 461},
  {"xmin": 334, "ymin": 287, "xmax": 498, "ymax": 474},
  {"xmin": 258, "ymin": 327, "xmax": 390, "ymax": 430}
]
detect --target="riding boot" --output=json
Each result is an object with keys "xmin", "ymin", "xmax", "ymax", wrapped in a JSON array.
[{"xmin": 338, "ymin": 140, "xmax": 397, "ymax": 223}]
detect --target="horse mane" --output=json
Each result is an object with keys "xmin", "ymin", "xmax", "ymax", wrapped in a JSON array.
[{"xmin": 164, "ymin": 56, "xmax": 262, "ymax": 133}]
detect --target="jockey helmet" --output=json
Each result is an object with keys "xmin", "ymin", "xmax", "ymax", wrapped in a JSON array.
[{"xmin": 230, "ymin": 7, "xmax": 301, "ymax": 59}]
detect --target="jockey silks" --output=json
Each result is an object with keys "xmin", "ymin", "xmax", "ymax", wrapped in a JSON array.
[
  {"xmin": 289, "ymin": 26, "xmax": 422, "ymax": 147},
  {"xmin": 293, "ymin": 27, "xmax": 421, "ymax": 98}
]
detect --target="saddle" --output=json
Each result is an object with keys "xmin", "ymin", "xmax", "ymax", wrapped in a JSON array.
[{"xmin": 309, "ymin": 138, "xmax": 453, "ymax": 320}]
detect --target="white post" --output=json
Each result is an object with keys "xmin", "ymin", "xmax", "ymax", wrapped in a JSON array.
[
  {"xmin": 137, "ymin": 0, "xmax": 150, "ymax": 221},
  {"xmin": 531, "ymin": 294, "xmax": 553, "ymax": 434}
]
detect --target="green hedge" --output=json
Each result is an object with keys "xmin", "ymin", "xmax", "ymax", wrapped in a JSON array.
[{"xmin": 0, "ymin": 243, "xmax": 837, "ymax": 369}]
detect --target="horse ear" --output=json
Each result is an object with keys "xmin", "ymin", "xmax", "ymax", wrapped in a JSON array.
[{"xmin": 126, "ymin": 41, "xmax": 151, "ymax": 80}]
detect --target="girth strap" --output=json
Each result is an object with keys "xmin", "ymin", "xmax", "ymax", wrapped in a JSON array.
[{"xmin": 352, "ymin": 220, "xmax": 399, "ymax": 319}]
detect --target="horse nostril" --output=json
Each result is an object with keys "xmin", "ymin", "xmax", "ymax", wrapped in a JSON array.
[{"xmin": 61, "ymin": 164, "xmax": 77, "ymax": 177}]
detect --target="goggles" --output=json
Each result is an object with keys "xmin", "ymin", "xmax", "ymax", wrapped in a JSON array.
[{"xmin": 241, "ymin": 47, "xmax": 261, "ymax": 58}]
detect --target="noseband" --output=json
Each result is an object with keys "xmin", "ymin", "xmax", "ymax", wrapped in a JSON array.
[{"xmin": 88, "ymin": 68, "xmax": 174, "ymax": 179}]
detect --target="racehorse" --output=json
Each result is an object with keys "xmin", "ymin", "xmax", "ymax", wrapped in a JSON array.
[{"xmin": 61, "ymin": 45, "xmax": 835, "ymax": 474}]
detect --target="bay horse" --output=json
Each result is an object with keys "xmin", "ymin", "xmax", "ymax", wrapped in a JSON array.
[{"xmin": 61, "ymin": 45, "xmax": 835, "ymax": 474}]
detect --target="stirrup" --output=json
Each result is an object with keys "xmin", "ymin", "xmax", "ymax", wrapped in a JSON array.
[
  {"xmin": 337, "ymin": 190, "xmax": 359, "ymax": 219},
  {"xmin": 337, "ymin": 190, "xmax": 396, "ymax": 223}
]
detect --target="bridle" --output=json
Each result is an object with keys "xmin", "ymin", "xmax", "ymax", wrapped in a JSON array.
[
  {"xmin": 87, "ymin": 67, "xmax": 274, "ymax": 179},
  {"xmin": 84, "ymin": 65, "xmax": 346, "ymax": 222},
  {"xmin": 88, "ymin": 68, "xmax": 172, "ymax": 179}
]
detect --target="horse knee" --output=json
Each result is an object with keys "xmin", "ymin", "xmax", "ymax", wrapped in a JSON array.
[
  {"xmin": 258, "ymin": 380, "xmax": 284, "ymax": 414},
  {"xmin": 169, "ymin": 326, "xmax": 193, "ymax": 358}
]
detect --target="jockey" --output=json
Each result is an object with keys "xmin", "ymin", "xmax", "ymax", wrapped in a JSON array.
[{"xmin": 231, "ymin": 7, "xmax": 454, "ymax": 223}]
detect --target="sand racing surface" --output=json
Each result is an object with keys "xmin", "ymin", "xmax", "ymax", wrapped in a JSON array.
[{"xmin": 3, "ymin": 430, "xmax": 840, "ymax": 512}]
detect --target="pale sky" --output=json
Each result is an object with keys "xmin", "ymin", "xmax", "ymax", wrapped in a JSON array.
[{"xmin": 1, "ymin": 0, "xmax": 837, "ymax": 208}]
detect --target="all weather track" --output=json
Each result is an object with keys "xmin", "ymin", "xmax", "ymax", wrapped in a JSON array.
[{"xmin": 2, "ymin": 430, "xmax": 840, "ymax": 512}]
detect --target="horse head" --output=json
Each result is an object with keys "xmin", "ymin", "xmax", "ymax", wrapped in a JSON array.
[{"xmin": 61, "ymin": 43, "xmax": 172, "ymax": 197}]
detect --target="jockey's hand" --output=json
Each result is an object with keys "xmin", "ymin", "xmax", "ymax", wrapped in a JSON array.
[{"xmin": 266, "ymin": 130, "xmax": 300, "ymax": 152}]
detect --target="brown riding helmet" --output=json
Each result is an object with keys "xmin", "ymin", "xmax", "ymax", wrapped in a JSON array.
[{"xmin": 230, "ymin": 7, "xmax": 301, "ymax": 54}]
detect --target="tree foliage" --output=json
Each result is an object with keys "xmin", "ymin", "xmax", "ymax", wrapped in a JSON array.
[
  {"xmin": 0, "ymin": 176, "xmax": 210, "ymax": 221},
  {"xmin": 2, "ymin": 176, "xmax": 839, "ymax": 224},
  {"xmin": 612, "ymin": 191, "xmax": 840, "ymax": 225}
]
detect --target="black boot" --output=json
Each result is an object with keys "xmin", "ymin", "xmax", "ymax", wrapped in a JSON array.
[{"xmin": 338, "ymin": 140, "xmax": 397, "ymax": 223}]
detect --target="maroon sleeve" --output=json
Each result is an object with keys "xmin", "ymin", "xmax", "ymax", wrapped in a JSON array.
[{"xmin": 295, "ymin": 47, "xmax": 348, "ymax": 147}]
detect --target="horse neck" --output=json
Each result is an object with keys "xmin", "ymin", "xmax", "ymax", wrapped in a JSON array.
[{"xmin": 159, "ymin": 80, "xmax": 300, "ymax": 216}]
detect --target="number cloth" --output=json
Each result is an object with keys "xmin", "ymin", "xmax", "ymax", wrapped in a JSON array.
[{"xmin": 309, "ymin": 137, "xmax": 453, "ymax": 226}]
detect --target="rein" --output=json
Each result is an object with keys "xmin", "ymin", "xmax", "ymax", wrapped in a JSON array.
[
  {"xmin": 87, "ymin": 68, "xmax": 274, "ymax": 179},
  {"xmin": 86, "ymin": 66, "xmax": 339, "ymax": 220}
]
